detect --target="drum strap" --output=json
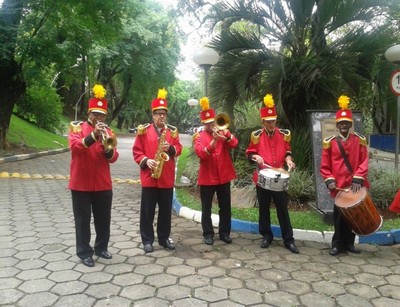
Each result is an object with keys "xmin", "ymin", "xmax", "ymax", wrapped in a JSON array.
[{"xmin": 336, "ymin": 137, "xmax": 353, "ymax": 174}]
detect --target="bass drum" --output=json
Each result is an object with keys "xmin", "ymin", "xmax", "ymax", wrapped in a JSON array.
[{"xmin": 335, "ymin": 187, "xmax": 382, "ymax": 236}]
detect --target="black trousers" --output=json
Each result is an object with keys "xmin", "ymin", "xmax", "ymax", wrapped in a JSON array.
[
  {"xmin": 256, "ymin": 186, "xmax": 294, "ymax": 245},
  {"xmin": 332, "ymin": 205, "xmax": 355, "ymax": 249},
  {"xmin": 200, "ymin": 182, "xmax": 231, "ymax": 238},
  {"xmin": 140, "ymin": 187, "xmax": 173, "ymax": 245},
  {"xmin": 71, "ymin": 190, "xmax": 112, "ymax": 259}
]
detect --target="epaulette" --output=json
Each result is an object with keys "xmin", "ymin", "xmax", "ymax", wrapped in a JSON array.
[
  {"xmin": 354, "ymin": 132, "xmax": 367, "ymax": 147},
  {"xmin": 137, "ymin": 123, "xmax": 150, "ymax": 135},
  {"xmin": 250, "ymin": 129, "xmax": 263, "ymax": 144},
  {"xmin": 192, "ymin": 132, "xmax": 200, "ymax": 141},
  {"xmin": 279, "ymin": 129, "xmax": 291, "ymax": 142},
  {"xmin": 166, "ymin": 124, "xmax": 179, "ymax": 139},
  {"xmin": 69, "ymin": 121, "xmax": 83, "ymax": 133},
  {"xmin": 323, "ymin": 135, "xmax": 335, "ymax": 149}
]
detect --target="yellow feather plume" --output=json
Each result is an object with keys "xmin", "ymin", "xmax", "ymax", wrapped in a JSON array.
[
  {"xmin": 263, "ymin": 94, "xmax": 274, "ymax": 108},
  {"xmin": 157, "ymin": 88, "xmax": 168, "ymax": 99},
  {"xmin": 338, "ymin": 95, "xmax": 350, "ymax": 110},
  {"xmin": 93, "ymin": 84, "xmax": 106, "ymax": 99},
  {"xmin": 199, "ymin": 97, "xmax": 210, "ymax": 110}
]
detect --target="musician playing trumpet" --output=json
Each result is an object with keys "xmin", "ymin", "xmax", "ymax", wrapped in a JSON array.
[
  {"xmin": 68, "ymin": 84, "xmax": 119, "ymax": 267},
  {"xmin": 320, "ymin": 95, "xmax": 369, "ymax": 256},
  {"xmin": 245, "ymin": 93, "xmax": 299, "ymax": 254},
  {"xmin": 133, "ymin": 89, "xmax": 182, "ymax": 253},
  {"xmin": 193, "ymin": 97, "xmax": 238, "ymax": 246}
]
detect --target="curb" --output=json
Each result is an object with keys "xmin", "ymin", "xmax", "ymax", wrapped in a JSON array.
[
  {"xmin": 172, "ymin": 193, "xmax": 397, "ymax": 246},
  {"xmin": 0, "ymin": 148, "xmax": 69, "ymax": 164}
]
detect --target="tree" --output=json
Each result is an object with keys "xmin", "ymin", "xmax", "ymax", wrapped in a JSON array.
[
  {"xmin": 0, "ymin": 0, "xmax": 125, "ymax": 149},
  {"xmin": 178, "ymin": 0, "xmax": 400, "ymax": 131}
]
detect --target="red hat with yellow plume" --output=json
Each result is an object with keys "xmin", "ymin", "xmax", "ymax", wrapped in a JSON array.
[
  {"xmin": 260, "ymin": 93, "xmax": 277, "ymax": 120},
  {"xmin": 88, "ymin": 84, "xmax": 108, "ymax": 114},
  {"xmin": 199, "ymin": 97, "xmax": 215, "ymax": 123},
  {"xmin": 336, "ymin": 95, "xmax": 353, "ymax": 123},
  {"xmin": 151, "ymin": 88, "xmax": 168, "ymax": 112}
]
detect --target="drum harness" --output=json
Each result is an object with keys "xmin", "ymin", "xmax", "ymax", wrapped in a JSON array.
[{"xmin": 336, "ymin": 137, "xmax": 353, "ymax": 175}]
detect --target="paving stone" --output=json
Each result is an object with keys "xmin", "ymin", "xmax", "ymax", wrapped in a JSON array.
[
  {"xmin": 212, "ymin": 276, "xmax": 243, "ymax": 289},
  {"xmin": 94, "ymin": 296, "xmax": 132, "ymax": 307},
  {"xmin": 120, "ymin": 284, "xmax": 156, "ymax": 300},
  {"xmin": 263, "ymin": 290, "xmax": 300, "ymax": 306},
  {"xmin": 135, "ymin": 263, "xmax": 164, "ymax": 275},
  {"xmin": 335, "ymin": 293, "xmax": 373, "ymax": 307},
  {"xmin": 245, "ymin": 277, "xmax": 278, "ymax": 293},
  {"xmin": 172, "ymin": 297, "xmax": 208, "ymax": 306},
  {"xmin": 345, "ymin": 283, "xmax": 380, "ymax": 299},
  {"xmin": 51, "ymin": 280, "xmax": 88, "ymax": 295},
  {"xmin": 166, "ymin": 264, "xmax": 196, "ymax": 276},
  {"xmin": 0, "ymin": 288, "xmax": 24, "ymax": 305},
  {"xmin": 156, "ymin": 284, "xmax": 191, "ymax": 301},
  {"xmin": 197, "ymin": 266, "xmax": 226, "ymax": 278},
  {"xmin": 354, "ymin": 272, "xmax": 387, "ymax": 287},
  {"xmin": 53, "ymin": 293, "xmax": 96, "ymax": 307},
  {"xmin": 48, "ymin": 269, "xmax": 82, "ymax": 282},
  {"xmin": 0, "ymin": 277, "xmax": 22, "ymax": 290},
  {"xmin": 311, "ymin": 280, "xmax": 346, "ymax": 296},
  {"xmin": 17, "ymin": 292, "xmax": 58, "ymax": 307},
  {"xmin": 299, "ymin": 292, "xmax": 336, "ymax": 307},
  {"xmin": 195, "ymin": 285, "xmax": 228, "ymax": 302},
  {"xmin": 377, "ymin": 284, "xmax": 400, "ymax": 300},
  {"xmin": 132, "ymin": 297, "xmax": 169, "ymax": 307},
  {"xmin": 85, "ymin": 283, "xmax": 121, "ymax": 299},
  {"xmin": 16, "ymin": 268, "xmax": 50, "ymax": 280},
  {"xmin": 112, "ymin": 272, "xmax": 144, "ymax": 286},
  {"xmin": 229, "ymin": 288, "xmax": 263, "ymax": 305},
  {"xmin": 18, "ymin": 278, "xmax": 55, "ymax": 293},
  {"xmin": 145, "ymin": 273, "xmax": 177, "ymax": 287}
]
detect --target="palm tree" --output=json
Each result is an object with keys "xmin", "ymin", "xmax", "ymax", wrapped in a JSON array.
[{"xmin": 184, "ymin": 0, "xmax": 399, "ymax": 131}]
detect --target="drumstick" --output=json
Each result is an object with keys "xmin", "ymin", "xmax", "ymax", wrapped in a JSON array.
[
  {"xmin": 336, "ymin": 187, "xmax": 350, "ymax": 192},
  {"xmin": 251, "ymin": 158, "xmax": 290, "ymax": 175}
]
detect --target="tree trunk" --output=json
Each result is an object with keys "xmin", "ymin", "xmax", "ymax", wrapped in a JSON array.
[{"xmin": 0, "ymin": 0, "xmax": 25, "ymax": 149}]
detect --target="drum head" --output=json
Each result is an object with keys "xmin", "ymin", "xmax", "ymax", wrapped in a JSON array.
[
  {"xmin": 259, "ymin": 168, "xmax": 290, "ymax": 179},
  {"xmin": 335, "ymin": 187, "xmax": 367, "ymax": 208}
]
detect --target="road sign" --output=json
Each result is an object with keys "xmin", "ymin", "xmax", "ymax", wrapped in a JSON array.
[{"xmin": 390, "ymin": 69, "xmax": 400, "ymax": 96}]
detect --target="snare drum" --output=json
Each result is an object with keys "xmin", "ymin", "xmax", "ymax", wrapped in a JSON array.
[{"xmin": 258, "ymin": 168, "xmax": 290, "ymax": 191}]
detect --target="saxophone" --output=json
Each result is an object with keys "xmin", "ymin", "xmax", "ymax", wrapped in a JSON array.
[{"xmin": 151, "ymin": 122, "xmax": 170, "ymax": 179}]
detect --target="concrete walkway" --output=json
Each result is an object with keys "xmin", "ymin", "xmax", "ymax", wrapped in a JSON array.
[{"xmin": 1, "ymin": 142, "xmax": 400, "ymax": 306}]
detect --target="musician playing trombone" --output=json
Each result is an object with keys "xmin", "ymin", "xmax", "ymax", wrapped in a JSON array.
[
  {"xmin": 320, "ymin": 95, "xmax": 369, "ymax": 256},
  {"xmin": 193, "ymin": 97, "xmax": 238, "ymax": 245},
  {"xmin": 246, "ymin": 93, "xmax": 299, "ymax": 254},
  {"xmin": 68, "ymin": 84, "xmax": 119, "ymax": 267}
]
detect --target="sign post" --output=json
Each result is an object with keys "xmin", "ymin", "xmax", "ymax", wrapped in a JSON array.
[{"xmin": 389, "ymin": 69, "xmax": 400, "ymax": 170}]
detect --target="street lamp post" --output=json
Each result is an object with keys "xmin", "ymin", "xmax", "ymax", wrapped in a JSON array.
[
  {"xmin": 385, "ymin": 44, "xmax": 400, "ymax": 170},
  {"xmin": 193, "ymin": 47, "xmax": 220, "ymax": 96}
]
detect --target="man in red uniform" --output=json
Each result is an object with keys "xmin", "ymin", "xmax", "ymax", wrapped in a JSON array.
[
  {"xmin": 133, "ymin": 89, "xmax": 182, "ymax": 253},
  {"xmin": 68, "ymin": 84, "xmax": 119, "ymax": 267},
  {"xmin": 246, "ymin": 94, "xmax": 298, "ymax": 254},
  {"xmin": 193, "ymin": 97, "xmax": 238, "ymax": 245},
  {"xmin": 320, "ymin": 95, "xmax": 369, "ymax": 256}
]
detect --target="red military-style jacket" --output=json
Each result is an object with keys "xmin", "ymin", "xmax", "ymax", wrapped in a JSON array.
[
  {"xmin": 68, "ymin": 121, "xmax": 119, "ymax": 191},
  {"xmin": 320, "ymin": 132, "xmax": 369, "ymax": 197},
  {"xmin": 245, "ymin": 127, "xmax": 292, "ymax": 185},
  {"xmin": 194, "ymin": 129, "xmax": 238, "ymax": 186},
  {"xmin": 133, "ymin": 123, "xmax": 182, "ymax": 188}
]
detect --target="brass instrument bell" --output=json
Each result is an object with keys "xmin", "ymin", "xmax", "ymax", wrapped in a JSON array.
[{"xmin": 214, "ymin": 113, "xmax": 230, "ymax": 130}]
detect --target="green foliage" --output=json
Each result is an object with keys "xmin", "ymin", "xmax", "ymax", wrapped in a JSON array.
[
  {"xmin": 289, "ymin": 124, "xmax": 312, "ymax": 172},
  {"xmin": 369, "ymin": 166, "xmax": 400, "ymax": 209},
  {"xmin": 287, "ymin": 171, "xmax": 315, "ymax": 204},
  {"xmin": 16, "ymin": 82, "xmax": 64, "ymax": 134},
  {"xmin": 7, "ymin": 115, "xmax": 67, "ymax": 150}
]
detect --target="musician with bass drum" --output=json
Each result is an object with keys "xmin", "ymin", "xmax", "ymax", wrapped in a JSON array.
[
  {"xmin": 132, "ymin": 89, "xmax": 182, "ymax": 253},
  {"xmin": 320, "ymin": 95, "xmax": 369, "ymax": 256},
  {"xmin": 246, "ymin": 93, "xmax": 299, "ymax": 254}
]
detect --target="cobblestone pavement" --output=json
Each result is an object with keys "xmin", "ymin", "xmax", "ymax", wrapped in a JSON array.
[{"xmin": 1, "ymin": 137, "xmax": 400, "ymax": 306}]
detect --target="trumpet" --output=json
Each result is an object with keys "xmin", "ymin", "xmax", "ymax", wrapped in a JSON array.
[{"xmin": 97, "ymin": 122, "xmax": 118, "ymax": 150}]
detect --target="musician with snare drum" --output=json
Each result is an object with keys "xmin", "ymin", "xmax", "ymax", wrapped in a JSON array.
[
  {"xmin": 246, "ymin": 93, "xmax": 298, "ymax": 254},
  {"xmin": 320, "ymin": 95, "xmax": 370, "ymax": 256}
]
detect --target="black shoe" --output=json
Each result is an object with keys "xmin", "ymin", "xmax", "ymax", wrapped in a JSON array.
[
  {"xmin": 219, "ymin": 235, "xmax": 232, "ymax": 244},
  {"xmin": 346, "ymin": 245, "xmax": 361, "ymax": 254},
  {"xmin": 286, "ymin": 243, "xmax": 299, "ymax": 254},
  {"xmin": 143, "ymin": 244, "xmax": 153, "ymax": 253},
  {"xmin": 329, "ymin": 247, "xmax": 341, "ymax": 256},
  {"xmin": 160, "ymin": 238, "xmax": 175, "ymax": 250},
  {"xmin": 204, "ymin": 237, "xmax": 214, "ymax": 245},
  {"xmin": 95, "ymin": 251, "xmax": 112, "ymax": 259},
  {"xmin": 260, "ymin": 237, "xmax": 271, "ymax": 249},
  {"xmin": 81, "ymin": 256, "xmax": 94, "ymax": 267}
]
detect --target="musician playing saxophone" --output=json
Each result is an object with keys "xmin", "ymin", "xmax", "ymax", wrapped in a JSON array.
[{"xmin": 132, "ymin": 89, "xmax": 182, "ymax": 253}]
